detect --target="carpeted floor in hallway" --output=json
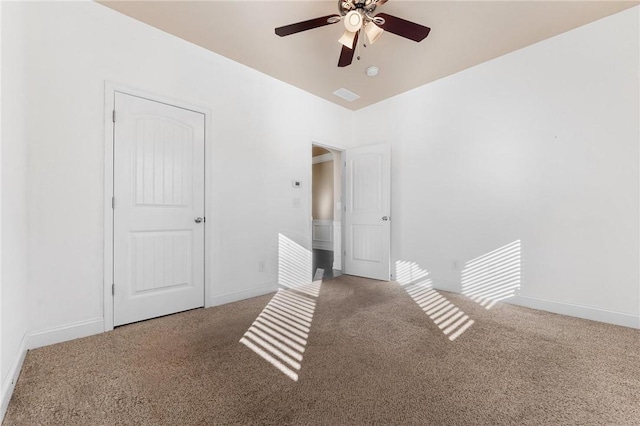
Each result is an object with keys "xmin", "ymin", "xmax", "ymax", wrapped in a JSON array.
[{"xmin": 4, "ymin": 275, "xmax": 640, "ymax": 425}]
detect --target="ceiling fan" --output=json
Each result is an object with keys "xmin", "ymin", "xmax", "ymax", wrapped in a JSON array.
[{"xmin": 275, "ymin": 0, "xmax": 431, "ymax": 68}]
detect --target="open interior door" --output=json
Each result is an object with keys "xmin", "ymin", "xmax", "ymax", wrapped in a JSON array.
[{"xmin": 344, "ymin": 143, "xmax": 390, "ymax": 280}]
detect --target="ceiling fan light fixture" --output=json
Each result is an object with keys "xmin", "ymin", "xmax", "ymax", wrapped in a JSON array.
[
  {"xmin": 344, "ymin": 10, "xmax": 363, "ymax": 32},
  {"xmin": 365, "ymin": 22, "xmax": 384, "ymax": 44},
  {"xmin": 372, "ymin": 16, "xmax": 385, "ymax": 26},
  {"xmin": 274, "ymin": 1, "xmax": 431, "ymax": 69},
  {"xmin": 338, "ymin": 30, "xmax": 357, "ymax": 49}
]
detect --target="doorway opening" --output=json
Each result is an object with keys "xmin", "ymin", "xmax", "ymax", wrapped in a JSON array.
[{"xmin": 311, "ymin": 144, "xmax": 343, "ymax": 281}]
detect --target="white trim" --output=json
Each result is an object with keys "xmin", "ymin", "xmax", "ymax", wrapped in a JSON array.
[
  {"xmin": 1, "ymin": 317, "xmax": 107, "ymax": 422},
  {"xmin": 209, "ymin": 284, "xmax": 277, "ymax": 307},
  {"xmin": 431, "ymin": 278, "xmax": 459, "ymax": 293},
  {"xmin": 333, "ymin": 221, "xmax": 342, "ymax": 270},
  {"xmin": 311, "ymin": 139, "xmax": 346, "ymax": 154},
  {"xmin": 203, "ymin": 94, "xmax": 214, "ymax": 309},
  {"xmin": 26, "ymin": 318, "xmax": 104, "ymax": 350},
  {"xmin": 0, "ymin": 335, "xmax": 27, "ymax": 422},
  {"xmin": 509, "ymin": 296, "xmax": 640, "ymax": 329},
  {"xmin": 312, "ymin": 219, "xmax": 333, "ymax": 250},
  {"xmin": 103, "ymin": 82, "xmax": 115, "ymax": 331},
  {"xmin": 312, "ymin": 153, "xmax": 333, "ymax": 164},
  {"xmin": 424, "ymin": 276, "xmax": 640, "ymax": 329},
  {"xmin": 103, "ymin": 82, "xmax": 213, "ymax": 328}
]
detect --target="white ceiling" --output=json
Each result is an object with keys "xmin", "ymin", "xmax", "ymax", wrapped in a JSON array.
[{"xmin": 99, "ymin": 1, "xmax": 638, "ymax": 110}]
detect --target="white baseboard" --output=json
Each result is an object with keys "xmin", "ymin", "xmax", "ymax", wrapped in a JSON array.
[
  {"xmin": 431, "ymin": 278, "xmax": 459, "ymax": 293},
  {"xmin": 207, "ymin": 284, "xmax": 277, "ymax": 307},
  {"xmin": 509, "ymin": 296, "xmax": 639, "ymax": 329},
  {"xmin": 27, "ymin": 318, "xmax": 105, "ymax": 350},
  {"xmin": 426, "ymin": 276, "xmax": 639, "ymax": 329},
  {"xmin": 1, "ymin": 317, "xmax": 105, "ymax": 423},
  {"xmin": 425, "ymin": 276, "xmax": 640, "ymax": 329},
  {"xmin": 1, "ymin": 334, "xmax": 28, "ymax": 422}
]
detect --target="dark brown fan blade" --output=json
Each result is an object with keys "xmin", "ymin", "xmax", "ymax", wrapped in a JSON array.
[
  {"xmin": 375, "ymin": 13, "xmax": 430, "ymax": 42},
  {"xmin": 275, "ymin": 14, "xmax": 340, "ymax": 37},
  {"xmin": 337, "ymin": 31, "xmax": 359, "ymax": 67}
]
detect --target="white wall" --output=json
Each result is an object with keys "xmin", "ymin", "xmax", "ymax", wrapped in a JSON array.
[
  {"xmin": 1, "ymin": 0, "xmax": 351, "ymax": 338},
  {"xmin": 354, "ymin": 7, "xmax": 640, "ymax": 326},
  {"xmin": 1, "ymin": 0, "xmax": 30, "ymax": 415},
  {"xmin": 0, "ymin": 0, "xmax": 3, "ymax": 386}
]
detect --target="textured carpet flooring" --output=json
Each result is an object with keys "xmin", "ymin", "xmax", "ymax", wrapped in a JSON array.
[{"xmin": 4, "ymin": 275, "xmax": 640, "ymax": 425}]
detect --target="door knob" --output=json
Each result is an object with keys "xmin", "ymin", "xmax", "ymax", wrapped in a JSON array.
[
  {"xmin": 195, "ymin": 217, "xmax": 203, "ymax": 224},
  {"xmin": 382, "ymin": 216, "xmax": 389, "ymax": 221}
]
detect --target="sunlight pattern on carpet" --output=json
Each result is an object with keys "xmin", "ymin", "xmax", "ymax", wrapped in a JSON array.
[
  {"xmin": 240, "ymin": 234, "xmax": 322, "ymax": 381},
  {"xmin": 396, "ymin": 260, "xmax": 474, "ymax": 341},
  {"xmin": 240, "ymin": 289, "xmax": 318, "ymax": 381}
]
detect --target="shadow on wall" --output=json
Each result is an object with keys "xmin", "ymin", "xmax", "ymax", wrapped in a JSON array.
[
  {"xmin": 396, "ymin": 261, "xmax": 475, "ymax": 341},
  {"xmin": 461, "ymin": 240, "xmax": 522, "ymax": 309},
  {"xmin": 240, "ymin": 234, "xmax": 323, "ymax": 381}
]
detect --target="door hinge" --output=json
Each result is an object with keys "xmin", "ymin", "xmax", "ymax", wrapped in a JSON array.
[
  {"xmin": 112, "ymin": 197, "xmax": 115, "ymax": 209},
  {"xmin": 112, "ymin": 110, "xmax": 116, "ymax": 123},
  {"xmin": 112, "ymin": 283, "xmax": 115, "ymax": 296}
]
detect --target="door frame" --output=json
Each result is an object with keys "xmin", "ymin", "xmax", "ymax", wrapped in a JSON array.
[
  {"xmin": 309, "ymin": 139, "xmax": 345, "ymax": 275},
  {"xmin": 103, "ymin": 82, "xmax": 212, "ymax": 331}
]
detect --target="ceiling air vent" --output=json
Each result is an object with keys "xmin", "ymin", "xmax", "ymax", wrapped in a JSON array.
[{"xmin": 333, "ymin": 88, "xmax": 360, "ymax": 102}]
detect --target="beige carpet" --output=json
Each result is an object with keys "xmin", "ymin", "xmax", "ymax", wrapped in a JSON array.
[{"xmin": 4, "ymin": 275, "xmax": 640, "ymax": 425}]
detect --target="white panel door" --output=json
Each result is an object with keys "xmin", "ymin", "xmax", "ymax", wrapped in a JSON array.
[
  {"xmin": 344, "ymin": 143, "xmax": 390, "ymax": 280},
  {"xmin": 113, "ymin": 93, "xmax": 205, "ymax": 326}
]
